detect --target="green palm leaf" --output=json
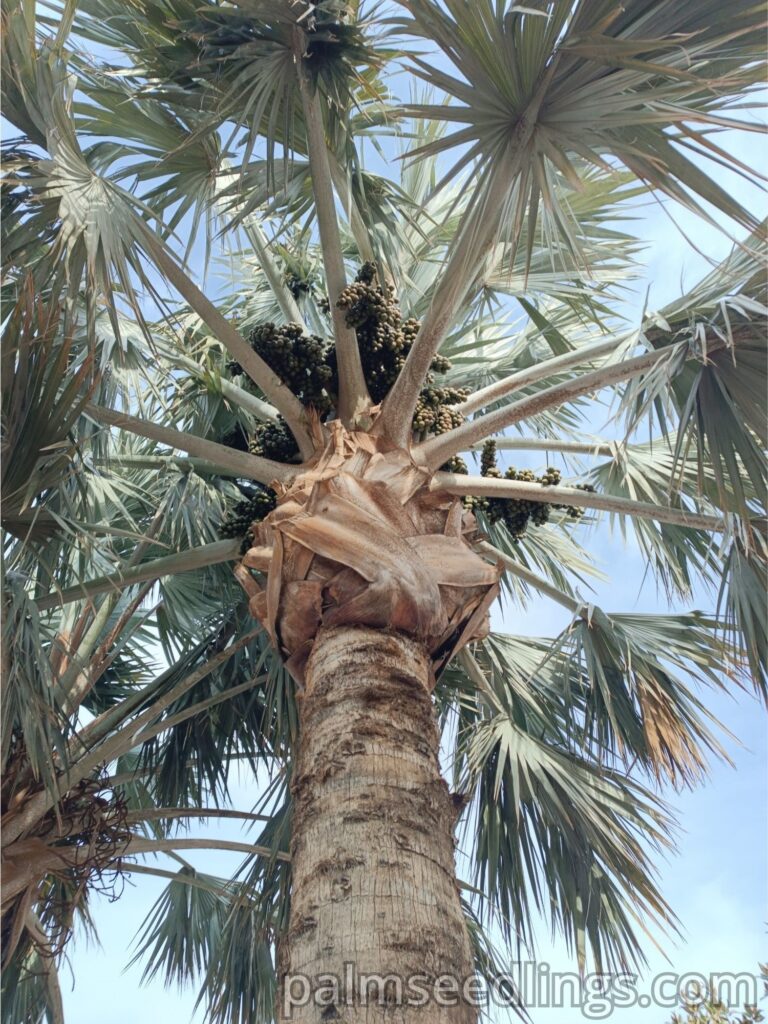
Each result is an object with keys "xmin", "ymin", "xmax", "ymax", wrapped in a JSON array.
[
  {"xmin": 546, "ymin": 608, "xmax": 732, "ymax": 784},
  {"xmin": 623, "ymin": 228, "xmax": 768, "ymax": 523},
  {"xmin": 400, "ymin": 0, "xmax": 764, "ymax": 235},
  {"xmin": 460, "ymin": 703, "xmax": 677, "ymax": 973},
  {"xmin": 718, "ymin": 524, "xmax": 768, "ymax": 701},
  {"xmin": 2, "ymin": 0, "xmax": 765, "ymax": 1015}
]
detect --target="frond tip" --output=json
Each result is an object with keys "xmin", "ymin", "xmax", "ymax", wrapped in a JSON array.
[
  {"xmin": 461, "ymin": 707, "xmax": 678, "ymax": 974},
  {"xmin": 548, "ymin": 609, "xmax": 733, "ymax": 786}
]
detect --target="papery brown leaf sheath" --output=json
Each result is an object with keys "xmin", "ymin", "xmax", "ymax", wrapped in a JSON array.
[{"xmin": 236, "ymin": 423, "xmax": 501, "ymax": 686}]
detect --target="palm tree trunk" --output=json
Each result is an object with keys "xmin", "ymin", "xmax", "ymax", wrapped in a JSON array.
[{"xmin": 279, "ymin": 626, "xmax": 478, "ymax": 1023}]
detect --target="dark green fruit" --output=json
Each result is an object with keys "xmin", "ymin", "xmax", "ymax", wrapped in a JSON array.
[
  {"xmin": 248, "ymin": 322, "xmax": 333, "ymax": 414},
  {"xmin": 285, "ymin": 272, "xmax": 311, "ymax": 299},
  {"xmin": 471, "ymin": 449, "xmax": 593, "ymax": 541},
  {"xmin": 219, "ymin": 488, "xmax": 278, "ymax": 544},
  {"xmin": 231, "ymin": 269, "xmax": 605, "ymax": 469},
  {"xmin": 336, "ymin": 264, "xmax": 468, "ymax": 439},
  {"xmin": 480, "ymin": 439, "xmax": 501, "ymax": 478},
  {"xmin": 249, "ymin": 418, "xmax": 300, "ymax": 462},
  {"xmin": 441, "ymin": 454, "xmax": 468, "ymax": 475}
]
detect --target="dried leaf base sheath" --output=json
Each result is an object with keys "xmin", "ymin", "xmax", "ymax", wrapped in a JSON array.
[{"xmin": 279, "ymin": 626, "xmax": 477, "ymax": 1023}]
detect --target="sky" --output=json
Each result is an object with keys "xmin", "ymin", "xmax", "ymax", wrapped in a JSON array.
[
  {"xmin": 57, "ymin": 136, "xmax": 768, "ymax": 1024},
  {"xmin": 24, "ymin": 16, "xmax": 766, "ymax": 1021}
]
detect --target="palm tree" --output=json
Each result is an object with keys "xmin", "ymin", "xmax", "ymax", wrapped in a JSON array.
[{"xmin": 2, "ymin": 0, "xmax": 766, "ymax": 1021}]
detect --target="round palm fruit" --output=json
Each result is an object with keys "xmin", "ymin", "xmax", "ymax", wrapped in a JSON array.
[
  {"xmin": 219, "ymin": 488, "xmax": 277, "ymax": 541},
  {"xmin": 249, "ymin": 418, "xmax": 300, "ymax": 462},
  {"xmin": 540, "ymin": 466, "xmax": 562, "ymax": 486},
  {"xmin": 285, "ymin": 272, "xmax": 310, "ymax": 299},
  {"xmin": 480, "ymin": 439, "xmax": 501, "ymax": 478},
  {"xmin": 561, "ymin": 481, "xmax": 596, "ymax": 520},
  {"xmin": 476, "ymin": 456, "xmax": 598, "ymax": 540},
  {"xmin": 412, "ymin": 384, "xmax": 468, "ymax": 435},
  {"xmin": 441, "ymin": 454, "xmax": 468, "ymax": 474},
  {"xmin": 356, "ymin": 260, "xmax": 377, "ymax": 285},
  {"xmin": 430, "ymin": 353, "xmax": 452, "ymax": 374},
  {"xmin": 484, "ymin": 465, "xmax": 553, "ymax": 538},
  {"xmin": 248, "ymin": 322, "xmax": 333, "ymax": 413},
  {"xmin": 336, "ymin": 264, "xmax": 466, "ymax": 436}
]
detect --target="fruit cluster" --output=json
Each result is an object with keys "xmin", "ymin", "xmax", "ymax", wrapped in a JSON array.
[
  {"xmin": 248, "ymin": 322, "xmax": 334, "ymax": 414},
  {"xmin": 285, "ymin": 272, "xmax": 312, "ymax": 300},
  {"xmin": 248, "ymin": 417, "xmax": 300, "ymax": 462},
  {"xmin": 334, "ymin": 264, "xmax": 415, "ymax": 403},
  {"xmin": 471, "ymin": 440, "xmax": 596, "ymax": 540},
  {"xmin": 441, "ymin": 454, "xmax": 469, "ymax": 475},
  {"xmin": 335, "ymin": 262, "xmax": 468, "ymax": 432},
  {"xmin": 216, "ymin": 272, "xmax": 599, "ymax": 548},
  {"xmin": 219, "ymin": 488, "xmax": 277, "ymax": 548},
  {"xmin": 228, "ymin": 322, "xmax": 334, "ymax": 462},
  {"xmin": 225, "ymin": 262, "xmax": 469, "ymax": 465},
  {"xmin": 413, "ymin": 384, "xmax": 469, "ymax": 435}
]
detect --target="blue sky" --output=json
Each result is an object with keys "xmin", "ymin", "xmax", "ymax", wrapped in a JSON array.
[
  {"xmin": 61, "ymin": 534, "xmax": 767, "ymax": 1024},
  {"xmin": 30, "ymin": 4, "xmax": 765, "ymax": 1002},
  {"xmin": 59, "ymin": 139, "xmax": 768, "ymax": 1023}
]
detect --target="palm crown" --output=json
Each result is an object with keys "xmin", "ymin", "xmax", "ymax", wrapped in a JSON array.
[{"xmin": 1, "ymin": 1, "xmax": 766, "ymax": 1021}]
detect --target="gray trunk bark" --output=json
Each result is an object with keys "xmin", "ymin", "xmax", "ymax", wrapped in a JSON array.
[{"xmin": 278, "ymin": 626, "xmax": 478, "ymax": 1023}]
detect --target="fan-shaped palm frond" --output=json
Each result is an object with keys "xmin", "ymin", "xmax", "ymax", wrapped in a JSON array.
[
  {"xmin": 621, "ymin": 226, "xmax": 768, "ymax": 523},
  {"xmin": 460, "ymin": 699, "xmax": 677, "ymax": 973},
  {"xmin": 377, "ymin": 0, "xmax": 765, "ymax": 441},
  {"xmin": 2, "ymin": 0, "xmax": 765, "ymax": 1018}
]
